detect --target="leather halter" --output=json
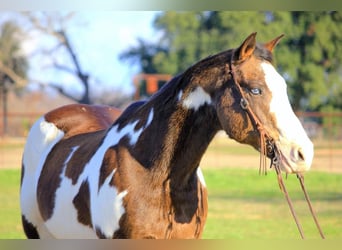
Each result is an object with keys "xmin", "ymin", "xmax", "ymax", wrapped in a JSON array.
[
  {"xmin": 228, "ymin": 56, "xmax": 325, "ymax": 239},
  {"xmin": 227, "ymin": 58, "xmax": 275, "ymax": 175}
]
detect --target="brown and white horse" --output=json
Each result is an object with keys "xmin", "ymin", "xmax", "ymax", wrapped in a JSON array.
[{"xmin": 20, "ymin": 33, "xmax": 314, "ymax": 239}]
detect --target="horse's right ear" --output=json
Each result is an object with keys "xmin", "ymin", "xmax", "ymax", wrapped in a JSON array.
[{"xmin": 233, "ymin": 32, "xmax": 257, "ymax": 63}]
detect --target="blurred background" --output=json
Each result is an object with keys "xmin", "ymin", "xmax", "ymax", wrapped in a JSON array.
[
  {"xmin": 0, "ymin": 11, "xmax": 341, "ymax": 135},
  {"xmin": 1, "ymin": 11, "xmax": 342, "ymax": 171}
]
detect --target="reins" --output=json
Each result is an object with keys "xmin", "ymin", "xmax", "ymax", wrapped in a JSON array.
[{"xmin": 228, "ymin": 59, "xmax": 325, "ymax": 239}]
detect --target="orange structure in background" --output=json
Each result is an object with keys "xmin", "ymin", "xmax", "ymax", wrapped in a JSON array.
[{"xmin": 133, "ymin": 73, "xmax": 172, "ymax": 100}]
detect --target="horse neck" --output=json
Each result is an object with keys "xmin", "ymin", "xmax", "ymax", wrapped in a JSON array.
[
  {"xmin": 119, "ymin": 80, "xmax": 220, "ymax": 188},
  {"xmin": 165, "ymin": 105, "xmax": 220, "ymax": 188}
]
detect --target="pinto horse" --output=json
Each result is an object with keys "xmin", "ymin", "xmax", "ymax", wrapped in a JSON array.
[{"xmin": 20, "ymin": 32, "xmax": 314, "ymax": 239}]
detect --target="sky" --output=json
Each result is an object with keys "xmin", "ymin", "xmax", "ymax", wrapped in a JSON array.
[
  {"xmin": 66, "ymin": 11, "xmax": 161, "ymax": 94},
  {"xmin": 1, "ymin": 11, "xmax": 161, "ymax": 97}
]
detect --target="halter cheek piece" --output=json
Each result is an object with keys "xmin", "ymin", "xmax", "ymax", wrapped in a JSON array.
[
  {"xmin": 227, "ymin": 60, "xmax": 276, "ymax": 173},
  {"xmin": 227, "ymin": 56, "xmax": 325, "ymax": 239}
]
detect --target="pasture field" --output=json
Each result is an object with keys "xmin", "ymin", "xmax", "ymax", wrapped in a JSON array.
[
  {"xmin": 0, "ymin": 168, "xmax": 341, "ymax": 239},
  {"xmin": 0, "ymin": 136, "xmax": 341, "ymax": 239}
]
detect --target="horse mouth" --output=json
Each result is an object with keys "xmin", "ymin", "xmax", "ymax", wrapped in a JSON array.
[
  {"xmin": 258, "ymin": 138, "xmax": 291, "ymax": 174},
  {"xmin": 264, "ymin": 140, "xmax": 310, "ymax": 174}
]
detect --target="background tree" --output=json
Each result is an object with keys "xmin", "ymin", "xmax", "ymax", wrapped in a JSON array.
[
  {"xmin": 21, "ymin": 12, "xmax": 94, "ymax": 104},
  {"xmin": 1, "ymin": 12, "xmax": 132, "ymax": 107},
  {"xmin": 0, "ymin": 21, "xmax": 28, "ymax": 135},
  {"xmin": 120, "ymin": 11, "xmax": 342, "ymax": 112},
  {"xmin": 275, "ymin": 11, "xmax": 342, "ymax": 111}
]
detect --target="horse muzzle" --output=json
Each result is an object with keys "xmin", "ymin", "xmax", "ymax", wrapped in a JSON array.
[{"xmin": 274, "ymin": 139, "xmax": 314, "ymax": 174}]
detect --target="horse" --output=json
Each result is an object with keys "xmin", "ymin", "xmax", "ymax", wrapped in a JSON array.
[{"xmin": 20, "ymin": 32, "xmax": 314, "ymax": 239}]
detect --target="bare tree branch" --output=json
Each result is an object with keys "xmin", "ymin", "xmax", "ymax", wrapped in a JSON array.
[
  {"xmin": 21, "ymin": 12, "xmax": 92, "ymax": 104},
  {"xmin": 53, "ymin": 62, "xmax": 76, "ymax": 75},
  {"xmin": 57, "ymin": 30, "xmax": 85, "ymax": 78},
  {"xmin": 47, "ymin": 82, "xmax": 81, "ymax": 102},
  {"xmin": 0, "ymin": 58, "xmax": 80, "ymax": 103},
  {"xmin": 0, "ymin": 60, "xmax": 28, "ymax": 88},
  {"xmin": 21, "ymin": 12, "xmax": 66, "ymax": 44}
]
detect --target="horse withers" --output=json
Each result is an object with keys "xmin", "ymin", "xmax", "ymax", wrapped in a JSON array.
[{"xmin": 20, "ymin": 32, "xmax": 313, "ymax": 239}]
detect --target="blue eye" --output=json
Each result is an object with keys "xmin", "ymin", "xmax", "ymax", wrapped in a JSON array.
[{"xmin": 250, "ymin": 88, "xmax": 262, "ymax": 95}]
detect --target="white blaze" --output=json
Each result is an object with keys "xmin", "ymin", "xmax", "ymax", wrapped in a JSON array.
[{"xmin": 261, "ymin": 62, "xmax": 314, "ymax": 172}]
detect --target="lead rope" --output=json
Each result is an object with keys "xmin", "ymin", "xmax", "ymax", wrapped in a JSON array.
[
  {"xmin": 274, "ymin": 161, "xmax": 306, "ymax": 239},
  {"xmin": 297, "ymin": 173, "xmax": 326, "ymax": 239},
  {"xmin": 229, "ymin": 59, "xmax": 325, "ymax": 239}
]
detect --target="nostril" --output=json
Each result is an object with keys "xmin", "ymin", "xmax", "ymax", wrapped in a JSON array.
[{"xmin": 298, "ymin": 149, "xmax": 305, "ymax": 161}]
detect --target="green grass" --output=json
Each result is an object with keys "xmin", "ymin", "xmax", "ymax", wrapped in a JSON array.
[
  {"xmin": 0, "ymin": 169, "xmax": 24, "ymax": 239},
  {"xmin": 0, "ymin": 168, "xmax": 341, "ymax": 239},
  {"xmin": 202, "ymin": 168, "xmax": 342, "ymax": 239}
]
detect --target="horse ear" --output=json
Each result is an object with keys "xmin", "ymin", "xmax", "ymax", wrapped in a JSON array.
[
  {"xmin": 264, "ymin": 34, "xmax": 285, "ymax": 52},
  {"xmin": 234, "ymin": 32, "xmax": 257, "ymax": 62}
]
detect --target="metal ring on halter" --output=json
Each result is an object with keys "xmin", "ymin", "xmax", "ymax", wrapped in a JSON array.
[
  {"xmin": 271, "ymin": 156, "xmax": 279, "ymax": 166},
  {"xmin": 240, "ymin": 98, "xmax": 249, "ymax": 109}
]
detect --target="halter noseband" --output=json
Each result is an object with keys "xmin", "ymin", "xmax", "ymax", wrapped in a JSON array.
[{"xmin": 228, "ymin": 56, "xmax": 325, "ymax": 239}]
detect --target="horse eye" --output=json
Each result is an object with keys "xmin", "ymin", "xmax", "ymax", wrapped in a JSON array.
[{"xmin": 250, "ymin": 88, "xmax": 262, "ymax": 95}]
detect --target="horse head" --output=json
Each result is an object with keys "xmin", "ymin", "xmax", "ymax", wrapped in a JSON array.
[{"xmin": 187, "ymin": 32, "xmax": 314, "ymax": 174}]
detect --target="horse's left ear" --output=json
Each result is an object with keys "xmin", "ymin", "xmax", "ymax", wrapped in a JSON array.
[
  {"xmin": 264, "ymin": 34, "xmax": 285, "ymax": 52},
  {"xmin": 234, "ymin": 32, "xmax": 257, "ymax": 62}
]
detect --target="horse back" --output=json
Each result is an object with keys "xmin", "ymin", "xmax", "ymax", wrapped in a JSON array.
[{"xmin": 45, "ymin": 104, "xmax": 122, "ymax": 139}]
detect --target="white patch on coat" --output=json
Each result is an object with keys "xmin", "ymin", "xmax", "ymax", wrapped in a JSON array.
[
  {"xmin": 20, "ymin": 117, "xmax": 65, "ymax": 235},
  {"xmin": 82, "ymin": 121, "xmax": 141, "ymax": 237},
  {"xmin": 92, "ymin": 169, "xmax": 128, "ymax": 238},
  {"xmin": 261, "ymin": 62, "xmax": 314, "ymax": 172},
  {"xmin": 84, "ymin": 115, "xmax": 154, "ymax": 237},
  {"xmin": 177, "ymin": 90, "xmax": 183, "ymax": 101},
  {"xmin": 129, "ymin": 108, "xmax": 154, "ymax": 145},
  {"xmin": 44, "ymin": 146, "xmax": 97, "ymax": 238},
  {"xmin": 182, "ymin": 87, "xmax": 212, "ymax": 111},
  {"xmin": 196, "ymin": 167, "xmax": 206, "ymax": 187},
  {"xmin": 44, "ymin": 115, "xmax": 151, "ymax": 238},
  {"xmin": 146, "ymin": 108, "xmax": 154, "ymax": 127},
  {"xmin": 22, "ymin": 108, "xmax": 154, "ymax": 238}
]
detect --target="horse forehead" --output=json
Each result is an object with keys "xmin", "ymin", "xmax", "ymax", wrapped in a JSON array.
[
  {"xmin": 238, "ymin": 56, "xmax": 265, "ymax": 80},
  {"xmin": 260, "ymin": 62, "xmax": 287, "ymax": 97}
]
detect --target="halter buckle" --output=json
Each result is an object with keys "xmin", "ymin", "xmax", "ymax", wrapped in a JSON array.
[{"xmin": 240, "ymin": 98, "xmax": 249, "ymax": 110}]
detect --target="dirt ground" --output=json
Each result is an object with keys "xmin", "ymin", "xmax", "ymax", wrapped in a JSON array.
[{"xmin": 1, "ymin": 136, "xmax": 341, "ymax": 173}]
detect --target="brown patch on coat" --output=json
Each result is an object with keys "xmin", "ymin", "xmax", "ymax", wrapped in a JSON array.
[
  {"xmin": 110, "ymin": 147, "xmax": 208, "ymax": 239},
  {"xmin": 22, "ymin": 215, "xmax": 40, "ymax": 239},
  {"xmin": 98, "ymin": 147, "xmax": 118, "ymax": 191},
  {"xmin": 45, "ymin": 104, "xmax": 121, "ymax": 139},
  {"xmin": 73, "ymin": 179, "xmax": 92, "ymax": 228},
  {"xmin": 37, "ymin": 130, "xmax": 106, "ymax": 220}
]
